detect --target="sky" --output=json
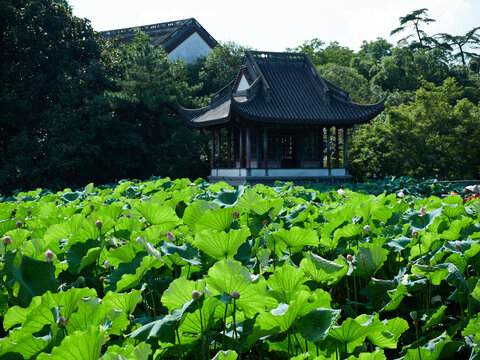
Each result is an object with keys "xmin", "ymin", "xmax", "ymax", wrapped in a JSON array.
[{"xmin": 68, "ymin": 0, "xmax": 480, "ymax": 52}]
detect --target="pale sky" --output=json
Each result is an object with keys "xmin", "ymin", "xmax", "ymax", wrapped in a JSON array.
[{"xmin": 68, "ymin": 0, "xmax": 480, "ymax": 51}]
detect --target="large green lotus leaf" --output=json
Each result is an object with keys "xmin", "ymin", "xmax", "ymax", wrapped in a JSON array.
[
  {"xmin": 67, "ymin": 297, "xmax": 128, "ymax": 336},
  {"xmin": 297, "ymin": 289, "xmax": 332, "ymax": 316},
  {"xmin": 402, "ymin": 207, "xmax": 443, "ymax": 231},
  {"xmin": 101, "ymin": 342, "xmax": 151, "ymax": 360},
  {"xmin": 254, "ymin": 301, "xmax": 298, "ymax": 333},
  {"xmin": 367, "ymin": 317, "xmax": 408, "ymax": 349},
  {"xmin": 371, "ymin": 205, "xmax": 394, "ymax": 224},
  {"xmin": 297, "ymin": 308, "xmax": 341, "ymax": 343},
  {"xmin": 385, "ymin": 236, "xmax": 412, "ymax": 253},
  {"xmin": 421, "ymin": 305, "xmax": 447, "ymax": 332},
  {"xmin": 446, "ymin": 252, "xmax": 467, "ymax": 273},
  {"xmin": 0, "ymin": 219, "xmax": 17, "ymax": 236},
  {"xmin": 134, "ymin": 201, "xmax": 181, "ymax": 228},
  {"xmin": 66, "ymin": 238, "xmax": 102, "ymax": 274},
  {"xmin": 102, "ymin": 288, "xmax": 144, "ymax": 315},
  {"xmin": 194, "ymin": 227, "xmax": 250, "ymax": 260},
  {"xmin": 409, "ymin": 233, "xmax": 440, "ymax": 259},
  {"xmin": 333, "ymin": 223, "xmax": 361, "ymax": 244},
  {"xmin": 182, "ymin": 200, "xmax": 219, "ymax": 233},
  {"xmin": 299, "ymin": 252, "xmax": 348, "ymax": 285},
  {"xmin": 208, "ymin": 181, "xmax": 234, "ymax": 192},
  {"xmin": 79, "ymin": 214, "xmax": 116, "ymax": 241},
  {"xmin": 43, "ymin": 213, "xmax": 84, "ymax": 247},
  {"xmin": 211, "ymin": 185, "xmax": 245, "ymax": 207},
  {"xmin": 159, "ymin": 240, "xmax": 202, "ymax": 266},
  {"xmin": 443, "ymin": 194, "xmax": 463, "ymax": 205},
  {"xmin": 212, "ymin": 350, "xmax": 238, "ymax": 360},
  {"xmin": 206, "ymin": 260, "xmax": 273, "ymax": 317},
  {"xmin": 272, "ymin": 227, "xmax": 319, "ymax": 254},
  {"xmin": 356, "ymin": 351, "xmax": 387, "ymax": 360},
  {"xmin": 115, "ymin": 255, "xmax": 163, "ymax": 292},
  {"xmin": 106, "ymin": 241, "xmax": 144, "ymax": 268},
  {"xmin": 328, "ymin": 316, "xmax": 379, "ymax": 353},
  {"xmin": 162, "ymin": 277, "xmax": 203, "ymax": 311},
  {"xmin": 196, "ymin": 207, "xmax": 237, "ymax": 233},
  {"xmin": 37, "ymin": 325, "xmax": 106, "ymax": 360},
  {"xmin": 237, "ymin": 189, "xmax": 263, "ymax": 211},
  {"xmin": 442, "ymin": 204, "xmax": 466, "ymax": 219},
  {"xmin": 352, "ymin": 243, "xmax": 388, "ymax": 277},
  {"xmin": 2, "ymin": 228, "xmax": 30, "ymax": 253},
  {"xmin": 440, "ymin": 217, "xmax": 473, "ymax": 241},
  {"xmin": 4, "ymin": 251, "xmax": 57, "ymax": 307},
  {"xmin": 96, "ymin": 203, "xmax": 124, "ymax": 221},
  {"xmin": 0, "ymin": 332, "xmax": 52, "ymax": 358},
  {"xmin": 267, "ymin": 264, "xmax": 309, "ymax": 303},
  {"xmin": 411, "ymin": 265, "xmax": 449, "ymax": 286},
  {"xmin": 381, "ymin": 284, "xmax": 408, "ymax": 312},
  {"xmin": 402, "ymin": 347, "xmax": 432, "ymax": 360},
  {"xmin": 129, "ymin": 311, "xmax": 185, "ymax": 343},
  {"xmin": 251, "ymin": 198, "xmax": 283, "ymax": 216}
]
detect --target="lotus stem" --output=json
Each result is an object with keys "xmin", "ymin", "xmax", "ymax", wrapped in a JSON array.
[
  {"xmin": 222, "ymin": 303, "xmax": 228, "ymax": 350},
  {"xmin": 232, "ymin": 298, "xmax": 238, "ymax": 340},
  {"xmin": 176, "ymin": 327, "xmax": 184, "ymax": 360}
]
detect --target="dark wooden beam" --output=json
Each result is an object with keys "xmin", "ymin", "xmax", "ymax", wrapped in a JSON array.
[
  {"xmin": 246, "ymin": 126, "xmax": 251, "ymax": 169},
  {"xmin": 263, "ymin": 126, "xmax": 268, "ymax": 175},
  {"xmin": 343, "ymin": 128, "xmax": 349, "ymax": 174},
  {"xmin": 327, "ymin": 127, "xmax": 331, "ymax": 175},
  {"xmin": 227, "ymin": 128, "xmax": 232, "ymax": 168},
  {"xmin": 211, "ymin": 130, "xmax": 215, "ymax": 169},
  {"xmin": 335, "ymin": 127, "xmax": 340, "ymax": 168},
  {"xmin": 319, "ymin": 127, "xmax": 324, "ymax": 168},
  {"xmin": 239, "ymin": 127, "xmax": 244, "ymax": 168},
  {"xmin": 216, "ymin": 129, "xmax": 221, "ymax": 168}
]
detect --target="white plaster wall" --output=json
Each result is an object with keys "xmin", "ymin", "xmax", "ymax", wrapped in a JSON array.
[
  {"xmin": 236, "ymin": 75, "xmax": 250, "ymax": 91},
  {"xmin": 167, "ymin": 32, "xmax": 212, "ymax": 63}
]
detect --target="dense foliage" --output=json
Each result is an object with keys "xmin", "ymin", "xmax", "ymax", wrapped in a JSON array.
[{"xmin": 1, "ymin": 178, "xmax": 480, "ymax": 359}]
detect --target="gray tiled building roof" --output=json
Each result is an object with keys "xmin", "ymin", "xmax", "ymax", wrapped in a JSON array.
[{"xmin": 179, "ymin": 51, "xmax": 385, "ymax": 127}]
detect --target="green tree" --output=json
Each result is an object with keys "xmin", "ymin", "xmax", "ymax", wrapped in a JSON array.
[
  {"xmin": 435, "ymin": 27, "xmax": 480, "ymax": 66},
  {"xmin": 288, "ymin": 39, "xmax": 354, "ymax": 67},
  {"xmin": 390, "ymin": 8, "xmax": 436, "ymax": 49},
  {"xmin": 350, "ymin": 78, "xmax": 480, "ymax": 179}
]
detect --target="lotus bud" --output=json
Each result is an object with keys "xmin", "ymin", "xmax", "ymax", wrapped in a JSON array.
[
  {"xmin": 78, "ymin": 276, "xmax": 85, "ymax": 286},
  {"xmin": 95, "ymin": 220, "xmax": 103, "ymax": 228},
  {"xmin": 129, "ymin": 314, "xmax": 135, "ymax": 321},
  {"xmin": 2, "ymin": 236, "xmax": 12, "ymax": 246},
  {"xmin": 230, "ymin": 291, "xmax": 240, "ymax": 299},
  {"xmin": 166, "ymin": 231, "xmax": 175, "ymax": 242},
  {"xmin": 11, "ymin": 209, "xmax": 17, "ymax": 217},
  {"xmin": 380, "ymin": 222, "xmax": 386, "ymax": 228},
  {"xmin": 99, "ymin": 276, "xmax": 106, "ymax": 283},
  {"xmin": 233, "ymin": 210, "xmax": 240, "ymax": 218},
  {"xmin": 189, "ymin": 183, "xmax": 196, "ymax": 187},
  {"xmin": 16, "ymin": 220, "xmax": 23, "ymax": 228},
  {"xmin": 262, "ymin": 220, "xmax": 268, "ymax": 227},
  {"xmin": 397, "ymin": 191, "xmax": 405, "ymax": 198},
  {"xmin": 412, "ymin": 230, "xmax": 418, "ymax": 238},
  {"xmin": 136, "ymin": 237, "xmax": 142, "ymax": 243},
  {"xmin": 45, "ymin": 249, "xmax": 55, "ymax": 262},
  {"xmin": 59, "ymin": 316, "xmax": 68, "ymax": 327},
  {"xmin": 455, "ymin": 243, "xmax": 461, "ymax": 251},
  {"xmin": 346, "ymin": 254, "xmax": 353, "ymax": 262},
  {"xmin": 104, "ymin": 260, "xmax": 112, "ymax": 269},
  {"xmin": 27, "ymin": 209, "xmax": 31, "ymax": 215},
  {"xmin": 90, "ymin": 204, "xmax": 95, "ymax": 210},
  {"xmin": 192, "ymin": 290, "xmax": 201, "ymax": 301},
  {"xmin": 409, "ymin": 201, "xmax": 415, "ymax": 208},
  {"xmin": 337, "ymin": 188, "xmax": 346, "ymax": 196},
  {"xmin": 420, "ymin": 206, "xmax": 426, "ymax": 216},
  {"xmin": 363, "ymin": 225, "xmax": 370, "ymax": 232}
]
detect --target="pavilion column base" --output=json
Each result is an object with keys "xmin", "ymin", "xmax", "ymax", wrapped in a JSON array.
[{"xmin": 208, "ymin": 168, "xmax": 352, "ymax": 185}]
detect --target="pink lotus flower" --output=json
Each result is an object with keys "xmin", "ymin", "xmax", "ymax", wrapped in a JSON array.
[
  {"xmin": 166, "ymin": 232, "xmax": 175, "ymax": 242},
  {"xmin": 104, "ymin": 260, "xmax": 112, "ymax": 269},
  {"xmin": 337, "ymin": 189, "xmax": 346, "ymax": 196},
  {"xmin": 346, "ymin": 254, "xmax": 353, "ymax": 262},
  {"xmin": 420, "ymin": 206, "xmax": 426, "ymax": 216},
  {"xmin": 16, "ymin": 220, "xmax": 23, "ymax": 228},
  {"xmin": 363, "ymin": 225, "xmax": 371, "ymax": 232},
  {"xmin": 397, "ymin": 191, "xmax": 405, "ymax": 198},
  {"xmin": 412, "ymin": 230, "xmax": 418, "ymax": 238},
  {"xmin": 59, "ymin": 316, "xmax": 68, "ymax": 327},
  {"xmin": 233, "ymin": 210, "xmax": 240, "ymax": 218},
  {"xmin": 2, "ymin": 236, "xmax": 12, "ymax": 246},
  {"xmin": 45, "ymin": 249, "xmax": 55, "ymax": 262}
]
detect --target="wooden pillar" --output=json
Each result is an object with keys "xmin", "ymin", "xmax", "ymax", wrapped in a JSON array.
[
  {"xmin": 343, "ymin": 128, "xmax": 349, "ymax": 174},
  {"xmin": 211, "ymin": 130, "xmax": 215, "ymax": 170},
  {"xmin": 335, "ymin": 127, "xmax": 340, "ymax": 168},
  {"xmin": 246, "ymin": 126, "xmax": 251, "ymax": 169},
  {"xmin": 263, "ymin": 126, "xmax": 268, "ymax": 175},
  {"xmin": 326, "ymin": 127, "xmax": 331, "ymax": 175},
  {"xmin": 319, "ymin": 127, "xmax": 324, "ymax": 168},
  {"xmin": 216, "ymin": 129, "xmax": 221, "ymax": 168},
  {"xmin": 239, "ymin": 128, "xmax": 244, "ymax": 168},
  {"xmin": 256, "ymin": 127, "xmax": 260, "ymax": 169},
  {"xmin": 227, "ymin": 128, "xmax": 232, "ymax": 168}
]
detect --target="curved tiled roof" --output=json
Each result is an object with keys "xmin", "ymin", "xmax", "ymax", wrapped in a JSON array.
[
  {"xmin": 100, "ymin": 18, "xmax": 217, "ymax": 53},
  {"xmin": 179, "ymin": 51, "xmax": 385, "ymax": 127}
]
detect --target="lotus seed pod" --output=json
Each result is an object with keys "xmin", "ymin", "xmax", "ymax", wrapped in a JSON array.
[
  {"xmin": 397, "ymin": 191, "xmax": 405, "ymax": 198},
  {"xmin": 45, "ymin": 249, "xmax": 55, "ymax": 262},
  {"xmin": 16, "ymin": 220, "xmax": 23, "ymax": 228},
  {"xmin": 104, "ymin": 260, "xmax": 112, "ymax": 269},
  {"xmin": 363, "ymin": 225, "xmax": 371, "ymax": 232},
  {"xmin": 95, "ymin": 220, "xmax": 103, "ymax": 228},
  {"xmin": 166, "ymin": 231, "xmax": 175, "ymax": 242},
  {"xmin": 412, "ymin": 230, "xmax": 418, "ymax": 238},
  {"xmin": 192, "ymin": 290, "xmax": 201, "ymax": 301},
  {"xmin": 420, "ymin": 206, "xmax": 426, "ymax": 216},
  {"xmin": 346, "ymin": 254, "xmax": 353, "ymax": 262},
  {"xmin": 2, "ymin": 236, "xmax": 12, "ymax": 245},
  {"xmin": 337, "ymin": 188, "xmax": 346, "ymax": 196},
  {"xmin": 59, "ymin": 316, "xmax": 68, "ymax": 327},
  {"xmin": 230, "ymin": 291, "xmax": 240, "ymax": 299},
  {"xmin": 233, "ymin": 210, "xmax": 240, "ymax": 218}
]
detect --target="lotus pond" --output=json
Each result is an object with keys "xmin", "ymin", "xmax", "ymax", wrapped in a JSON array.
[{"xmin": 1, "ymin": 178, "xmax": 480, "ymax": 359}]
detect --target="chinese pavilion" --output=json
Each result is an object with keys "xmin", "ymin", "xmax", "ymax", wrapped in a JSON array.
[{"xmin": 179, "ymin": 51, "xmax": 385, "ymax": 184}]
